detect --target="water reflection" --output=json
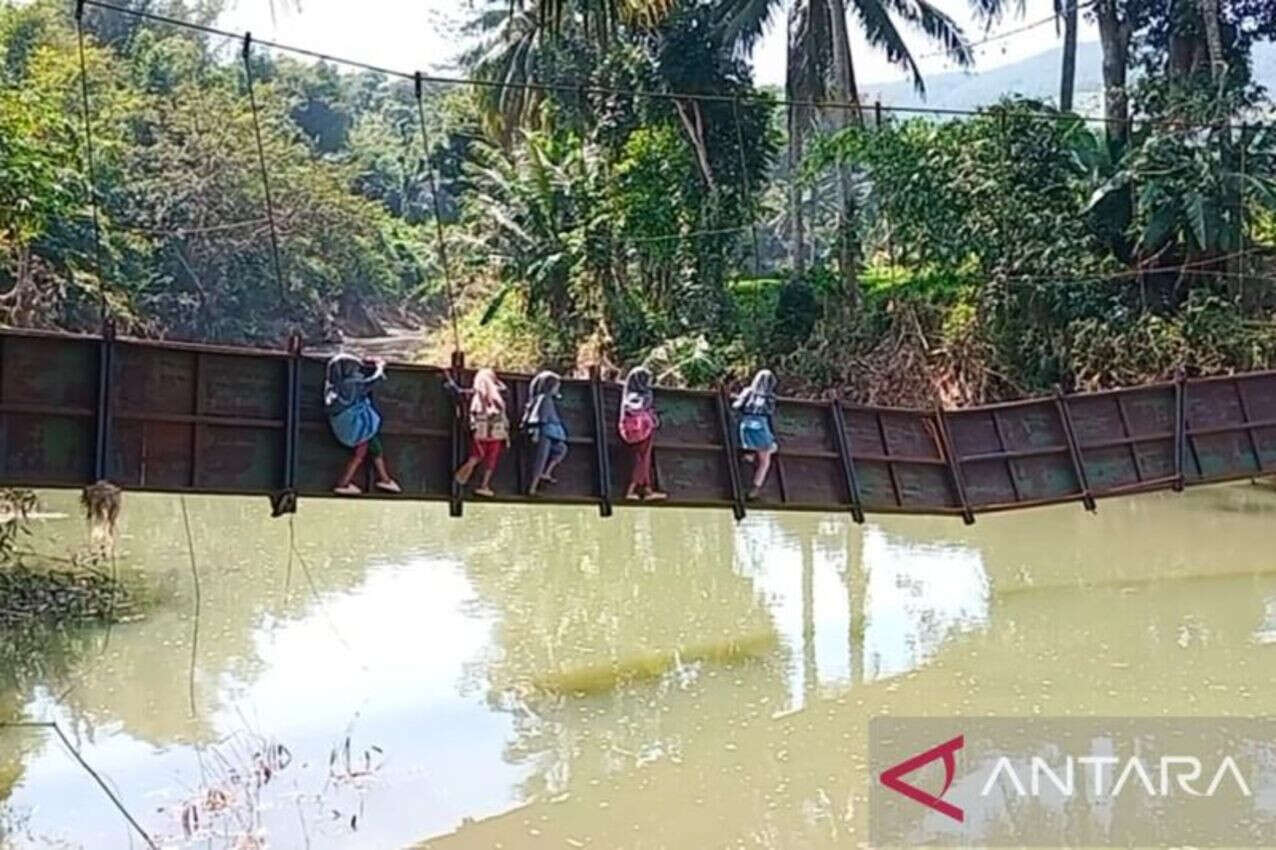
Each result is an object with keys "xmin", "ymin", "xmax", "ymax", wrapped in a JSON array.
[{"xmin": 0, "ymin": 484, "xmax": 1272, "ymax": 848}]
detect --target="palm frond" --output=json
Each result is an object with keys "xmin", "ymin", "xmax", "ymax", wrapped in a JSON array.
[
  {"xmin": 850, "ymin": 0, "xmax": 926, "ymax": 93},
  {"xmin": 714, "ymin": 0, "xmax": 785, "ymax": 57}
]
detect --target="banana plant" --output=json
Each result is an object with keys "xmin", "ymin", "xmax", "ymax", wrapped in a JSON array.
[{"xmin": 1083, "ymin": 122, "xmax": 1276, "ymax": 262}]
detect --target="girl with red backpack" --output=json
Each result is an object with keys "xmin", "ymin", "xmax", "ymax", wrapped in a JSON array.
[{"xmin": 618, "ymin": 366, "xmax": 667, "ymax": 502}]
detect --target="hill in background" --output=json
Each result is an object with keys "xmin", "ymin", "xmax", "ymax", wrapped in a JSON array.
[{"xmin": 857, "ymin": 40, "xmax": 1276, "ymax": 116}]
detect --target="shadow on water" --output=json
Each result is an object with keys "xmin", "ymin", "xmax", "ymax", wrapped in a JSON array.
[{"xmin": 0, "ymin": 482, "xmax": 1272, "ymax": 848}]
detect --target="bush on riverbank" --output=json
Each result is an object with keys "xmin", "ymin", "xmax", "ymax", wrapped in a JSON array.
[{"xmin": 0, "ymin": 490, "xmax": 133, "ymax": 634}]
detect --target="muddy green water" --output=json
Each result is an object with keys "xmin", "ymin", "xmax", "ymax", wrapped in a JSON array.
[{"xmin": 1, "ymin": 485, "xmax": 1275, "ymax": 848}]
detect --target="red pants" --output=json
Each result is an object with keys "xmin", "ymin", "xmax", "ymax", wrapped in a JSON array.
[
  {"xmin": 628, "ymin": 436, "xmax": 653, "ymax": 490},
  {"xmin": 469, "ymin": 438, "xmax": 503, "ymax": 473}
]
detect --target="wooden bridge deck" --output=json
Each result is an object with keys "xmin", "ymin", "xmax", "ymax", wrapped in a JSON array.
[{"xmin": 2, "ymin": 327, "xmax": 1273, "ymax": 522}]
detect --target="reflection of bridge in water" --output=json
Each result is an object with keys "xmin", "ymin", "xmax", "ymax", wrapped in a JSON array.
[{"xmin": 3, "ymin": 326, "xmax": 1274, "ymax": 522}]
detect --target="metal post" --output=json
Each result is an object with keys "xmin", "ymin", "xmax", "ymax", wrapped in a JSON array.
[
  {"xmin": 1054, "ymin": 386, "xmax": 1096, "ymax": 511},
  {"xmin": 828, "ymin": 398, "xmax": 865, "ymax": 523},
  {"xmin": 1173, "ymin": 368, "xmax": 1186, "ymax": 492},
  {"xmin": 588, "ymin": 365, "xmax": 613, "ymax": 517},
  {"xmin": 92, "ymin": 319, "xmax": 115, "ymax": 482},
  {"xmin": 933, "ymin": 406, "xmax": 975, "ymax": 525},
  {"xmin": 271, "ymin": 332, "xmax": 301, "ymax": 517},
  {"xmin": 448, "ymin": 350, "xmax": 465, "ymax": 517},
  {"xmin": 716, "ymin": 387, "xmax": 746, "ymax": 521}
]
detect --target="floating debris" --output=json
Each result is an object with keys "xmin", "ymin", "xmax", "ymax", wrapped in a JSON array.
[{"xmin": 0, "ymin": 565, "xmax": 135, "ymax": 631}]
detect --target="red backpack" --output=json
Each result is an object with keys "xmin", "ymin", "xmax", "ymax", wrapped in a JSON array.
[{"xmin": 618, "ymin": 408, "xmax": 657, "ymax": 445}]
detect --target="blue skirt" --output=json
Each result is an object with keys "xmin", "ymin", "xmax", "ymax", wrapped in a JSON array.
[
  {"xmin": 739, "ymin": 414, "xmax": 776, "ymax": 451},
  {"xmin": 329, "ymin": 399, "xmax": 381, "ymax": 449}
]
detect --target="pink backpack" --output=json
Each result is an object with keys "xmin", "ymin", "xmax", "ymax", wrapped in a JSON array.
[{"xmin": 618, "ymin": 408, "xmax": 656, "ymax": 445}]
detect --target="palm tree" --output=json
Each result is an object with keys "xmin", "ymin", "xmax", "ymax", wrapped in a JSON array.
[
  {"xmin": 1056, "ymin": 0, "xmax": 1079, "ymax": 111},
  {"xmin": 717, "ymin": 0, "xmax": 1019, "ymax": 287}
]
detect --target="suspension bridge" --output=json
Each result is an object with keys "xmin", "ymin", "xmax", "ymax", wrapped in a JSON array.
[{"xmin": 1, "ymin": 324, "xmax": 1271, "ymax": 523}]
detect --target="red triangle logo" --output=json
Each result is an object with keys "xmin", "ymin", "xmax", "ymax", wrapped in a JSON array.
[{"xmin": 879, "ymin": 734, "xmax": 964, "ymax": 823}]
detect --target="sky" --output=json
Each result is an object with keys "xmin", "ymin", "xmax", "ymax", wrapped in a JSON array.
[{"xmin": 218, "ymin": 0, "xmax": 1101, "ymax": 89}]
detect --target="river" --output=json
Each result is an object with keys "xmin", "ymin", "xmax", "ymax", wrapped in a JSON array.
[{"xmin": 1, "ymin": 484, "xmax": 1274, "ymax": 848}]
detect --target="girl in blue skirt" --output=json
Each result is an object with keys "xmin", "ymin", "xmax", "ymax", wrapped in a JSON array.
[
  {"xmin": 733, "ymin": 369, "xmax": 778, "ymax": 499},
  {"xmin": 325, "ymin": 353, "xmax": 401, "ymax": 496}
]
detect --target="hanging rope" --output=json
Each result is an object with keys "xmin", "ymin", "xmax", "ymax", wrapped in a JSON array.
[
  {"xmin": 730, "ymin": 96, "xmax": 764, "ymax": 368},
  {"xmin": 241, "ymin": 33, "xmax": 288, "ymax": 303},
  {"xmin": 0, "ymin": 721, "xmax": 158, "ymax": 848},
  {"xmin": 74, "ymin": 0, "xmax": 107, "ymax": 327},
  {"xmin": 415, "ymin": 71, "xmax": 462, "ymax": 355},
  {"xmin": 731, "ymin": 96, "xmax": 763, "ymax": 280},
  {"xmin": 180, "ymin": 495, "xmax": 201, "ymax": 718}
]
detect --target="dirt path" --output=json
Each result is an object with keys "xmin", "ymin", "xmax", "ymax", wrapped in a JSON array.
[{"xmin": 307, "ymin": 326, "xmax": 429, "ymax": 363}]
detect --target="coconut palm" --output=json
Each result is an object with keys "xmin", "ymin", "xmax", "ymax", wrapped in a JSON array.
[
  {"xmin": 716, "ymin": 0, "xmax": 1021, "ymax": 283},
  {"xmin": 1056, "ymin": 0, "xmax": 1079, "ymax": 111}
]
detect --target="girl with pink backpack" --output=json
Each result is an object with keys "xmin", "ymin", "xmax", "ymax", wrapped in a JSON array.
[{"xmin": 617, "ymin": 366, "xmax": 667, "ymax": 502}]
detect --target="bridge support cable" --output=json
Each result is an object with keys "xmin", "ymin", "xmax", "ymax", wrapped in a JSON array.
[
  {"xmin": 241, "ymin": 34, "xmax": 288, "ymax": 303},
  {"xmin": 75, "ymin": 1, "xmax": 117, "ymax": 487},
  {"xmin": 74, "ymin": 0, "xmax": 108, "ymax": 328},
  {"xmin": 414, "ymin": 72, "xmax": 462, "ymax": 357},
  {"xmin": 0, "ymin": 722, "xmax": 158, "ymax": 849}
]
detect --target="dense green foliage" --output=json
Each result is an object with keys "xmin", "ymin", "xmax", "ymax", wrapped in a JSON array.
[{"xmin": 2, "ymin": 0, "xmax": 1276, "ymax": 403}]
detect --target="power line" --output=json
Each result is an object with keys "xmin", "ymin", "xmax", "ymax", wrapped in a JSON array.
[
  {"xmin": 79, "ymin": 0, "xmax": 1238, "ymax": 133},
  {"xmin": 913, "ymin": 2, "xmax": 1096, "ymax": 62}
]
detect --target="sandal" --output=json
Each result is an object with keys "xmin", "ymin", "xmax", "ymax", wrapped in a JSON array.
[
  {"xmin": 375, "ymin": 479, "xmax": 402, "ymax": 494},
  {"xmin": 333, "ymin": 483, "xmax": 362, "ymax": 496},
  {"xmin": 746, "ymin": 486, "xmax": 762, "ymax": 501},
  {"xmin": 474, "ymin": 486, "xmax": 495, "ymax": 497},
  {"xmin": 539, "ymin": 474, "xmax": 558, "ymax": 485},
  {"xmin": 643, "ymin": 490, "xmax": 668, "ymax": 502}
]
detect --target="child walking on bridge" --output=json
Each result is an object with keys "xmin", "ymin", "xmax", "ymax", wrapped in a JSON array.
[
  {"xmin": 522, "ymin": 370, "xmax": 568, "ymax": 495},
  {"xmin": 734, "ymin": 369, "xmax": 779, "ymax": 500},
  {"xmin": 454, "ymin": 368, "xmax": 510, "ymax": 498},
  {"xmin": 618, "ymin": 366, "xmax": 666, "ymax": 501},
  {"xmin": 325, "ymin": 353, "xmax": 401, "ymax": 496}
]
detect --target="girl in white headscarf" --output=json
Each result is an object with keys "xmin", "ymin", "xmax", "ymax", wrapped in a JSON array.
[
  {"xmin": 454, "ymin": 368, "xmax": 509, "ymax": 497},
  {"xmin": 733, "ymin": 369, "xmax": 778, "ymax": 499}
]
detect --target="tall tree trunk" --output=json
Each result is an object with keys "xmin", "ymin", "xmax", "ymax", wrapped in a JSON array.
[
  {"xmin": 826, "ymin": 0, "xmax": 861, "ymax": 304},
  {"xmin": 1096, "ymin": 1, "xmax": 1132, "ymax": 147},
  {"xmin": 790, "ymin": 121, "xmax": 807, "ymax": 277},
  {"xmin": 1060, "ymin": 0, "xmax": 1079, "ymax": 111},
  {"xmin": 1199, "ymin": 0, "xmax": 1226, "ymax": 83},
  {"xmin": 786, "ymin": 8, "xmax": 806, "ymax": 277}
]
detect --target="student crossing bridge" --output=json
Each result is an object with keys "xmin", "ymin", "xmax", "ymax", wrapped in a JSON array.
[{"xmin": 3, "ymin": 325, "xmax": 1273, "ymax": 523}]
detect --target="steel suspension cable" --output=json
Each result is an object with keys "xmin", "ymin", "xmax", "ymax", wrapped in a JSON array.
[
  {"xmin": 241, "ymin": 33, "xmax": 288, "ymax": 303},
  {"xmin": 74, "ymin": 0, "xmax": 107, "ymax": 326},
  {"xmin": 415, "ymin": 72, "xmax": 462, "ymax": 354},
  {"xmin": 732, "ymin": 96, "xmax": 763, "ymax": 280},
  {"xmin": 78, "ymin": 0, "xmax": 1226, "ymax": 134}
]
